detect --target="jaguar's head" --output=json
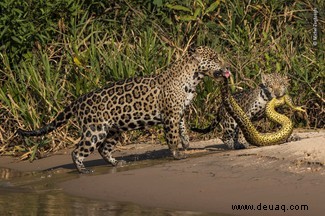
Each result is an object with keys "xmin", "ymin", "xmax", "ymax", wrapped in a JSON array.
[
  {"xmin": 261, "ymin": 73, "xmax": 290, "ymax": 98},
  {"xmin": 190, "ymin": 46, "xmax": 227, "ymax": 79}
]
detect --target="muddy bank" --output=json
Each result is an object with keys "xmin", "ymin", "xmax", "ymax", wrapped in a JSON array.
[{"xmin": 1, "ymin": 130, "xmax": 324, "ymax": 215}]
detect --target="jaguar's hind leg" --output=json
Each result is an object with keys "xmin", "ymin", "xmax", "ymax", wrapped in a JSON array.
[
  {"xmin": 72, "ymin": 124, "xmax": 107, "ymax": 173},
  {"xmin": 222, "ymin": 115, "xmax": 249, "ymax": 149},
  {"xmin": 98, "ymin": 132, "xmax": 126, "ymax": 167},
  {"xmin": 72, "ymin": 138, "xmax": 97, "ymax": 174},
  {"xmin": 222, "ymin": 128, "xmax": 236, "ymax": 149}
]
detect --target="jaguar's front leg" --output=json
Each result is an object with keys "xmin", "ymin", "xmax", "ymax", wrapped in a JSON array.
[
  {"xmin": 179, "ymin": 116, "xmax": 190, "ymax": 150},
  {"xmin": 163, "ymin": 115, "xmax": 187, "ymax": 160},
  {"xmin": 234, "ymin": 126, "xmax": 250, "ymax": 149}
]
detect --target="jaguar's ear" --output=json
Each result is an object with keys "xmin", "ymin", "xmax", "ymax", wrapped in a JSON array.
[
  {"xmin": 188, "ymin": 45, "xmax": 196, "ymax": 56},
  {"xmin": 188, "ymin": 48, "xmax": 201, "ymax": 62},
  {"xmin": 261, "ymin": 73, "xmax": 269, "ymax": 84}
]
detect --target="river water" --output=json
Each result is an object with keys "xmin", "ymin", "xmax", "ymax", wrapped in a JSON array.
[{"xmin": 0, "ymin": 162, "xmax": 230, "ymax": 216}]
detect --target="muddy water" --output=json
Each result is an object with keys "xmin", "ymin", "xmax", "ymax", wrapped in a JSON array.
[{"xmin": 0, "ymin": 159, "xmax": 230, "ymax": 216}]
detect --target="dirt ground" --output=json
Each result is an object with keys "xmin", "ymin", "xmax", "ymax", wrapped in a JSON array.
[{"xmin": 0, "ymin": 130, "xmax": 324, "ymax": 216}]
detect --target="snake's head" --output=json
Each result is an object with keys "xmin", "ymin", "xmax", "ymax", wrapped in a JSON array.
[{"xmin": 213, "ymin": 68, "xmax": 231, "ymax": 79}]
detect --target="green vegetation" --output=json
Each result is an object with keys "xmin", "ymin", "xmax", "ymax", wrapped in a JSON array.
[{"xmin": 0, "ymin": 0, "xmax": 324, "ymax": 158}]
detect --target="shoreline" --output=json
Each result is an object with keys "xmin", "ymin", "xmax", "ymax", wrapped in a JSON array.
[{"xmin": 1, "ymin": 130, "xmax": 324, "ymax": 215}]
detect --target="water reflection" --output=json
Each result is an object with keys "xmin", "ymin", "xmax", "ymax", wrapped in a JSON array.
[
  {"xmin": 0, "ymin": 167, "xmax": 25, "ymax": 180},
  {"xmin": 0, "ymin": 185, "xmax": 226, "ymax": 216},
  {"xmin": 0, "ymin": 164, "xmax": 230, "ymax": 216}
]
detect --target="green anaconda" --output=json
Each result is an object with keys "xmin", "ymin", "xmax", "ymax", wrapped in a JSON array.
[{"xmin": 220, "ymin": 70, "xmax": 305, "ymax": 146}]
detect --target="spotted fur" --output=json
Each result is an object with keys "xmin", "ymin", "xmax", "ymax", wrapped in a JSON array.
[
  {"xmin": 191, "ymin": 73, "xmax": 290, "ymax": 149},
  {"xmin": 17, "ymin": 46, "xmax": 225, "ymax": 173},
  {"xmin": 219, "ymin": 70, "xmax": 305, "ymax": 146}
]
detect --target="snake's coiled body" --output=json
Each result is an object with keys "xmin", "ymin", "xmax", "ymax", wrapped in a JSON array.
[{"xmin": 221, "ymin": 75, "xmax": 305, "ymax": 146}]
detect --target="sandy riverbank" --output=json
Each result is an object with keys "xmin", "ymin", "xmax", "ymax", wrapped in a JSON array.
[{"xmin": 1, "ymin": 130, "xmax": 324, "ymax": 215}]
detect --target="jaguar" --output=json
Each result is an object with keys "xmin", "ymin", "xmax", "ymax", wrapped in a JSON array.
[
  {"xmin": 192, "ymin": 73, "xmax": 295, "ymax": 149},
  {"xmin": 17, "ymin": 46, "xmax": 226, "ymax": 173},
  {"xmin": 217, "ymin": 69, "xmax": 305, "ymax": 146}
]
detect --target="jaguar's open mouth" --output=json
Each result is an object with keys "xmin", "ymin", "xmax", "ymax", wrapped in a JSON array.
[{"xmin": 213, "ymin": 69, "xmax": 231, "ymax": 78}]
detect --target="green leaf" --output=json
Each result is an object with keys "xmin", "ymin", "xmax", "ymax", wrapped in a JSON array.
[
  {"xmin": 0, "ymin": 25, "xmax": 9, "ymax": 38},
  {"xmin": 165, "ymin": 4, "xmax": 192, "ymax": 13},
  {"xmin": 276, "ymin": 62, "xmax": 281, "ymax": 72},
  {"xmin": 11, "ymin": 36, "xmax": 22, "ymax": 44},
  {"xmin": 179, "ymin": 15, "xmax": 196, "ymax": 21},
  {"xmin": 163, "ymin": 17, "xmax": 173, "ymax": 25},
  {"xmin": 153, "ymin": 0, "xmax": 163, "ymax": 7},
  {"xmin": 23, "ymin": 51, "xmax": 33, "ymax": 60},
  {"xmin": 262, "ymin": 32, "xmax": 268, "ymax": 40},
  {"xmin": 193, "ymin": 7, "xmax": 201, "ymax": 18},
  {"xmin": 205, "ymin": 0, "xmax": 220, "ymax": 14},
  {"xmin": 196, "ymin": 0, "xmax": 204, "ymax": 8}
]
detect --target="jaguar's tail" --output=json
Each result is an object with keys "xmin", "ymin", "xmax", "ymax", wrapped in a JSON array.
[
  {"xmin": 191, "ymin": 114, "xmax": 221, "ymax": 134},
  {"xmin": 17, "ymin": 104, "xmax": 74, "ymax": 137}
]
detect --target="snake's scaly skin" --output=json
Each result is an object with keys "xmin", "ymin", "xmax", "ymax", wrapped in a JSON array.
[{"xmin": 221, "ymin": 76, "xmax": 305, "ymax": 146}]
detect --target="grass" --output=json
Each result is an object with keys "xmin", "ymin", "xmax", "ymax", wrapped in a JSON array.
[{"xmin": 0, "ymin": 0, "xmax": 324, "ymax": 159}]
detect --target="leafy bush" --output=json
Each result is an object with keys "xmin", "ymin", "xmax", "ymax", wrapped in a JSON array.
[{"xmin": 0, "ymin": 0, "xmax": 323, "ymax": 158}]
